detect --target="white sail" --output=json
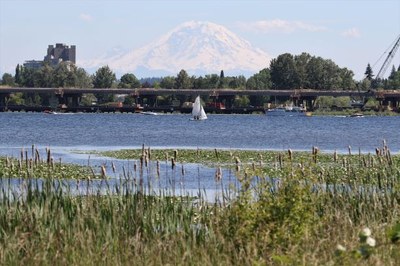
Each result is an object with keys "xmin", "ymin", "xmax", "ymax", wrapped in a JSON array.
[
  {"xmin": 199, "ymin": 105, "xmax": 207, "ymax": 120},
  {"xmin": 191, "ymin": 96, "xmax": 207, "ymax": 120}
]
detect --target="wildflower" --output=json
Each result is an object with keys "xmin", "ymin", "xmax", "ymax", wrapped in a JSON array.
[
  {"xmin": 366, "ymin": 237, "xmax": 376, "ymax": 247},
  {"xmin": 361, "ymin": 227, "xmax": 371, "ymax": 237},
  {"xmin": 336, "ymin": 244, "xmax": 346, "ymax": 252}
]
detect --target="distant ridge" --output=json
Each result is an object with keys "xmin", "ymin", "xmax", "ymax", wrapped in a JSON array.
[{"xmin": 79, "ymin": 21, "xmax": 271, "ymax": 77}]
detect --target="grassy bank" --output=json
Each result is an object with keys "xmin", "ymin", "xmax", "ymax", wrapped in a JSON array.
[{"xmin": 0, "ymin": 146, "xmax": 399, "ymax": 264}]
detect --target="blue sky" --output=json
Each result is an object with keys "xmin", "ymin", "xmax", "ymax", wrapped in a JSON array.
[{"xmin": 1, "ymin": 0, "xmax": 399, "ymax": 80}]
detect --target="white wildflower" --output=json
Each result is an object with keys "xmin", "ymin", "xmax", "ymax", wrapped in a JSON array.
[
  {"xmin": 361, "ymin": 227, "xmax": 371, "ymax": 237},
  {"xmin": 336, "ymin": 244, "xmax": 346, "ymax": 252},
  {"xmin": 366, "ymin": 237, "xmax": 376, "ymax": 247}
]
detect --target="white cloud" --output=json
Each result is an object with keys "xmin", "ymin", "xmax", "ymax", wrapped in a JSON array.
[
  {"xmin": 237, "ymin": 19, "xmax": 326, "ymax": 33},
  {"xmin": 342, "ymin": 27, "xmax": 361, "ymax": 38},
  {"xmin": 79, "ymin": 13, "xmax": 93, "ymax": 22}
]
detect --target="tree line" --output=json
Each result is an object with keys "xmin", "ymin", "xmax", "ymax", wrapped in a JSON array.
[{"xmin": 2, "ymin": 52, "xmax": 400, "ymax": 91}]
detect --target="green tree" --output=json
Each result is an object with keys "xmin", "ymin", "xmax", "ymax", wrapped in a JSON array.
[
  {"xmin": 1, "ymin": 73, "xmax": 14, "ymax": 86},
  {"xmin": 119, "ymin": 73, "xmax": 141, "ymax": 88},
  {"xmin": 364, "ymin": 63, "xmax": 374, "ymax": 81},
  {"xmin": 387, "ymin": 67, "xmax": 400, "ymax": 90},
  {"xmin": 339, "ymin": 68, "xmax": 356, "ymax": 90},
  {"xmin": 75, "ymin": 68, "xmax": 92, "ymax": 88},
  {"xmin": 203, "ymin": 74, "xmax": 219, "ymax": 89},
  {"xmin": 174, "ymin": 69, "xmax": 192, "ymax": 89},
  {"xmin": 270, "ymin": 53, "xmax": 299, "ymax": 89},
  {"xmin": 246, "ymin": 68, "xmax": 271, "ymax": 90},
  {"xmin": 218, "ymin": 70, "xmax": 225, "ymax": 88},
  {"xmin": 52, "ymin": 62, "xmax": 76, "ymax": 88},
  {"xmin": 305, "ymin": 57, "xmax": 325, "ymax": 90},
  {"xmin": 294, "ymin": 53, "xmax": 312, "ymax": 88},
  {"xmin": 21, "ymin": 67, "xmax": 35, "ymax": 87},
  {"xmin": 92, "ymin": 66, "xmax": 116, "ymax": 103},
  {"xmin": 15, "ymin": 64, "xmax": 22, "ymax": 85},
  {"xmin": 160, "ymin": 76, "xmax": 175, "ymax": 89},
  {"xmin": 93, "ymin": 66, "xmax": 116, "ymax": 88}
]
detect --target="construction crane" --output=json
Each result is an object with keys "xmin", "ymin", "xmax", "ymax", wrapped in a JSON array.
[{"xmin": 375, "ymin": 34, "xmax": 400, "ymax": 80}]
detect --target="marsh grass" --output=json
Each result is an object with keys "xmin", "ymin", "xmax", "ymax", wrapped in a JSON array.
[{"xmin": 0, "ymin": 145, "xmax": 399, "ymax": 265}]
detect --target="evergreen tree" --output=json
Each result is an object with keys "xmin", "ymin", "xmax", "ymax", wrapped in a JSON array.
[
  {"xmin": 15, "ymin": 64, "xmax": 21, "ymax": 85},
  {"xmin": 93, "ymin": 66, "xmax": 116, "ymax": 88},
  {"xmin": 174, "ymin": 69, "xmax": 192, "ymax": 89},
  {"xmin": 119, "ymin": 73, "xmax": 141, "ymax": 88},
  {"xmin": 218, "ymin": 70, "xmax": 225, "ymax": 88},
  {"xmin": 364, "ymin": 63, "xmax": 374, "ymax": 80},
  {"xmin": 92, "ymin": 66, "xmax": 116, "ymax": 103},
  {"xmin": 1, "ymin": 73, "xmax": 14, "ymax": 86}
]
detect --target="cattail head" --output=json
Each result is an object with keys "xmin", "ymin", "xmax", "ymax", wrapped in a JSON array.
[
  {"xmin": 215, "ymin": 167, "xmax": 222, "ymax": 182},
  {"xmin": 181, "ymin": 164, "xmax": 185, "ymax": 176},
  {"xmin": 171, "ymin": 158, "xmax": 176, "ymax": 170},
  {"xmin": 101, "ymin": 165, "xmax": 107, "ymax": 178},
  {"xmin": 288, "ymin": 149, "xmax": 293, "ymax": 161},
  {"xmin": 111, "ymin": 162, "xmax": 116, "ymax": 173},
  {"xmin": 156, "ymin": 160, "xmax": 160, "ymax": 178}
]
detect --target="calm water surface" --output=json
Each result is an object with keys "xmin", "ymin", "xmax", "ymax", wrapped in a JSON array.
[{"xmin": 0, "ymin": 112, "xmax": 399, "ymax": 153}]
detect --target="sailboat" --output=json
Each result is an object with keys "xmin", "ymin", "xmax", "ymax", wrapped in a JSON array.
[{"xmin": 191, "ymin": 96, "xmax": 207, "ymax": 120}]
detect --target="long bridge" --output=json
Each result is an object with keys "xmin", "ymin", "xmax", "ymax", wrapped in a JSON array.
[{"xmin": 0, "ymin": 87, "xmax": 399, "ymax": 113}]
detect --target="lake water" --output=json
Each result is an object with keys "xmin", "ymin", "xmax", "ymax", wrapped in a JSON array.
[
  {"xmin": 0, "ymin": 112, "xmax": 399, "ymax": 153},
  {"xmin": 0, "ymin": 112, "xmax": 399, "ymax": 198}
]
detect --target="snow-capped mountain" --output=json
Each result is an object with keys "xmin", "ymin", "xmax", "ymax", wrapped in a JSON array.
[{"xmin": 80, "ymin": 21, "xmax": 271, "ymax": 77}]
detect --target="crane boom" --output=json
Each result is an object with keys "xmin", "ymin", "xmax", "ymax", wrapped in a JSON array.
[{"xmin": 376, "ymin": 34, "xmax": 400, "ymax": 80}]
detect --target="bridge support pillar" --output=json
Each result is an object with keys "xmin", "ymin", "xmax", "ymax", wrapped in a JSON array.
[
  {"xmin": 71, "ymin": 95, "xmax": 80, "ymax": 107},
  {"xmin": 0, "ymin": 93, "xmax": 7, "ymax": 106}
]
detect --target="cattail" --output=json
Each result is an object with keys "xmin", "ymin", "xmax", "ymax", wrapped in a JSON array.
[
  {"xmin": 252, "ymin": 162, "xmax": 255, "ymax": 171},
  {"xmin": 20, "ymin": 148, "xmax": 24, "ymax": 162},
  {"xmin": 235, "ymin": 157, "xmax": 240, "ymax": 164},
  {"xmin": 101, "ymin": 165, "xmax": 107, "ymax": 178},
  {"xmin": 31, "ymin": 144, "xmax": 35, "ymax": 159},
  {"xmin": 171, "ymin": 158, "xmax": 176, "ymax": 170},
  {"xmin": 348, "ymin": 145, "xmax": 351, "ymax": 155},
  {"xmin": 47, "ymin": 148, "xmax": 51, "ymax": 164},
  {"xmin": 214, "ymin": 148, "xmax": 219, "ymax": 159},
  {"xmin": 111, "ymin": 162, "xmax": 116, "ymax": 173},
  {"xmin": 215, "ymin": 167, "xmax": 222, "ymax": 181},
  {"xmin": 133, "ymin": 162, "xmax": 137, "ymax": 172},
  {"xmin": 140, "ymin": 155, "xmax": 144, "ymax": 169},
  {"xmin": 181, "ymin": 164, "xmax": 185, "ymax": 176},
  {"xmin": 174, "ymin": 150, "xmax": 178, "ymax": 161},
  {"xmin": 288, "ymin": 149, "xmax": 293, "ymax": 161},
  {"xmin": 333, "ymin": 150, "xmax": 338, "ymax": 163},
  {"xmin": 51, "ymin": 157, "xmax": 55, "ymax": 169},
  {"xmin": 147, "ymin": 147, "xmax": 151, "ymax": 160},
  {"xmin": 236, "ymin": 164, "xmax": 240, "ymax": 172},
  {"xmin": 156, "ymin": 160, "xmax": 160, "ymax": 178},
  {"xmin": 375, "ymin": 148, "xmax": 380, "ymax": 156},
  {"xmin": 235, "ymin": 157, "xmax": 241, "ymax": 172},
  {"xmin": 35, "ymin": 149, "xmax": 40, "ymax": 165}
]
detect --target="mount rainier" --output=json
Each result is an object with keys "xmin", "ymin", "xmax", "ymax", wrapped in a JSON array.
[{"xmin": 80, "ymin": 21, "xmax": 271, "ymax": 77}]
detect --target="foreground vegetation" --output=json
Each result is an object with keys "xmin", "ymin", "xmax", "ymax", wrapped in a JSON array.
[{"xmin": 0, "ymin": 145, "xmax": 400, "ymax": 265}]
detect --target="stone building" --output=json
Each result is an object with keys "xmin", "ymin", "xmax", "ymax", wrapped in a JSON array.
[{"xmin": 23, "ymin": 43, "xmax": 76, "ymax": 69}]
